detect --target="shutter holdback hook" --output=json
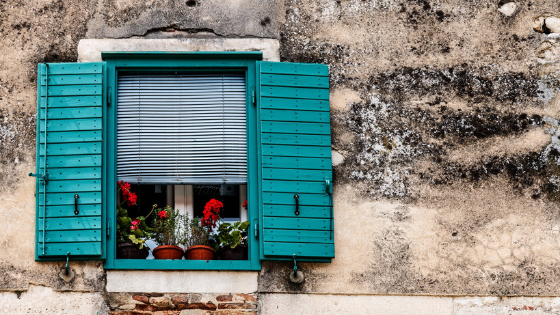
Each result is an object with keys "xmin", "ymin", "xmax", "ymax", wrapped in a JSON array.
[
  {"xmin": 293, "ymin": 254, "xmax": 298, "ymax": 278},
  {"xmin": 65, "ymin": 252, "xmax": 70, "ymax": 275}
]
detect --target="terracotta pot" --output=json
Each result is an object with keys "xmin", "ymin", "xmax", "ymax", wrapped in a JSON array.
[
  {"xmin": 152, "ymin": 245, "xmax": 184, "ymax": 260},
  {"xmin": 218, "ymin": 244, "xmax": 248, "ymax": 260},
  {"xmin": 185, "ymin": 245, "xmax": 216, "ymax": 260},
  {"xmin": 117, "ymin": 243, "xmax": 149, "ymax": 259}
]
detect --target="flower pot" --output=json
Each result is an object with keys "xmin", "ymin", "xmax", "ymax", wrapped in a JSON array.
[
  {"xmin": 117, "ymin": 243, "xmax": 149, "ymax": 259},
  {"xmin": 218, "ymin": 244, "xmax": 248, "ymax": 260},
  {"xmin": 152, "ymin": 245, "xmax": 184, "ymax": 260},
  {"xmin": 185, "ymin": 245, "xmax": 216, "ymax": 260}
]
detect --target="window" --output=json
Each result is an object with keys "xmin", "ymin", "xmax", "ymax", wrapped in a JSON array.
[{"xmin": 33, "ymin": 52, "xmax": 334, "ymax": 271}]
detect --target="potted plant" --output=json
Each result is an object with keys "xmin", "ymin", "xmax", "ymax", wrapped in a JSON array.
[
  {"xmin": 116, "ymin": 181, "xmax": 154, "ymax": 259},
  {"xmin": 216, "ymin": 221, "xmax": 250, "ymax": 260},
  {"xmin": 152, "ymin": 205, "xmax": 184, "ymax": 260},
  {"xmin": 181, "ymin": 199, "xmax": 222, "ymax": 260}
]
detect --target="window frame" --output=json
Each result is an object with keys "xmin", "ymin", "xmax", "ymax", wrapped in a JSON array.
[{"xmin": 103, "ymin": 52, "xmax": 262, "ymax": 270}]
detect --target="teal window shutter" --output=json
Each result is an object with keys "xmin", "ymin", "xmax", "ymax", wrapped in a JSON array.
[
  {"xmin": 257, "ymin": 61, "xmax": 334, "ymax": 261},
  {"xmin": 34, "ymin": 62, "xmax": 105, "ymax": 260}
]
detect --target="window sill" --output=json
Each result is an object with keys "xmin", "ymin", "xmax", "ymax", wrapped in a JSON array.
[
  {"xmin": 107, "ymin": 259, "xmax": 260, "ymax": 271},
  {"xmin": 106, "ymin": 269, "xmax": 258, "ymax": 293}
]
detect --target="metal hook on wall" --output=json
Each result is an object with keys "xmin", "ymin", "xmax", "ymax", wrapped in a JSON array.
[
  {"xmin": 289, "ymin": 254, "xmax": 305, "ymax": 284},
  {"xmin": 65, "ymin": 252, "xmax": 70, "ymax": 275}
]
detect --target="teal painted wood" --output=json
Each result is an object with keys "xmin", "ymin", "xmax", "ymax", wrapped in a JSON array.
[
  {"xmin": 262, "ymin": 168, "xmax": 331, "ymax": 181},
  {"xmin": 39, "ymin": 229, "xmax": 101, "ymax": 243},
  {"xmin": 40, "ymin": 84, "xmax": 102, "ymax": 97},
  {"xmin": 263, "ymin": 217, "xmax": 331, "ymax": 230},
  {"xmin": 262, "ymin": 156, "xmax": 330, "ymax": 170},
  {"xmin": 263, "ymin": 180, "xmax": 327, "ymax": 193},
  {"xmin": 40, "ymin": 242, "xmax": 101, "ymax": 256},
  {"xmin": 41, "ymin": 106, "xmax": 102, "ymax": 119},
  {"xmin": 41, "ymin": 118, "xmax": 102, "ymax": 132},
  {"xmin": 39, "ymin": 204, "xmax": 102, "ymax": 218},
  {"xmin": 46, "ymin": 155, "xmax": 101, "ymax": 168},
  {"xmin": 261, "ymin": 109, "xmax": 330, "ymax": 123},
  {"xmin": 41, "ymin": 142, "xmax": 101, "ymax": 156},
  {"xmin": 263, "ymin": 242, "xmax": 334, "ymax": 258},
  {"xmin": 103, "ymin": 52, "xmax": 262, "ymax": 270},
  {"xmin": 262, "ymin": 121, "xmax": 329, "ymax": 135},
  {"xmin": 263, "ymin": 229, "xmax": 334, "ymax": 243},
  {"xmin": 41, "ymin": 74, "xmax": 102, "ymax": 86},
  {"xmin": 45, "ymin": 63, "xmax": 103, "ymax": 75},
  {"xmin": 258, "ymin": 61, "xmax": 333, "ymax": 260},
  {"xmin": 38, "ymin": 216, "xmax": 101, "ymax": 230},
  {"xmin": 263, "ymin": 205, "xmax": 330, "ymax": 218},
  {"xmin": 263, "ymin": 192, "xmax": 330, "ymax": 206},
  {"xmin": 261, "ymin": 86, "xmax": 328, "ymax": 100},
  {"xmin": 261, "ymin": 133, "xmax": 331, "ymax": 146},
  {"xmin": 39, "ymin": 191, "xmax": 101, "ymax": 206},
  {"xmin": 112, "ymin": 259, "xmax": 258, "ymax": 271},
  {"xmin": 41, "ymin": 131, "xmax": 102, "ymax": 144},
  {"xmin": 260, "ymin": 62, "xmax": 328, "ymax": 76},
  {"xmin": 262, "ymin": 144, "xmax": 331, "ymax": 158},
  {"xmin": 261, "ymin": 74, "xmax": 329, "ymax": 88},
  {"xmin": 260, "ymin": 98, "xmax": 329, "ymax": 111},
  {"xmin": 46, "ymin": 167, "xmax": 101, "ymax": 180},
  {"xmin": 35, "ymin": 62, "xmax": 104, "ymax": 261},
  {"xmin": 45, "ymin": 180, "xmax": 101, "ymax": 193},
  {"xmin": 41, "ymin": 96, "xmax": 103, "ymax": 108}
]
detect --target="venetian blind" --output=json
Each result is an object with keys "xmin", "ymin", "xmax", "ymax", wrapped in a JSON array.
[{"xmin": 116, "ymin": 74, "xmax": 247, "ymax": 184}]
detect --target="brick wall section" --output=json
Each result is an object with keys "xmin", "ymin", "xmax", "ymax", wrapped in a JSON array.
[{"xmin": 109, "ymin": 293, "xmax": 257, "ymax": 315}]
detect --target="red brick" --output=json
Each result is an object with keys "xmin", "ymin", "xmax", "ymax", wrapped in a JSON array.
[
  {"xmin": 171, "ymin": 295, "xmax": 188, "ymax": 304},
  {"xmin": 211, "ymin": 311, "xmax": 257, "ymax": 315},
  {"xmin": 133, "ymin": 295, "xmax": 150, "ymax": 304},
  {"xmin": 218, "ymin": 303, "xmax": 257, "ymax": 310},
  {"xmin": 136, "ymin": 304, "xmax": 161, "ymax": 311},
  {"xmin": 233, "ymin": 294, "xmax": 257, "ymax": 302},
  {"xmin": 177, "ymin": 302, "xmax": 217, "ymax": 310},
  {"xmin": 109, "ymin": 311, "xmax": 151, "ymax": 315},
  {"xmin": 216, "ymin": 294, "xmax": 233, "ymax": 302}
]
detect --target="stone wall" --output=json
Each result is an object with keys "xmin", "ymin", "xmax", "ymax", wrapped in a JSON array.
[
  {"xmin": 2, "ymin": 0, "xmax": 560, "ymax": 313},
  {"xmin": 108, "ymin": 292, "xmax": 257, "ymax": 315}
]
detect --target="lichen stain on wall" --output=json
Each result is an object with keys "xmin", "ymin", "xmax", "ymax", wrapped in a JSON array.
[{"xmin": 255, "ymin": 0, "xmax": 560, "ymax": 296}]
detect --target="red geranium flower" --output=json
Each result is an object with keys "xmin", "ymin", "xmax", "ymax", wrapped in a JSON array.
[
  {"xmin": 126, "ymin": 193, "xmax": 137, "ymax": 206},
  {"xmin": 242, "ymin": 199, "xmax": 248, "ymax": 209},
  {"xmin": 158, "ymin": 210, "xmax": 167, "ymax": 219},
  {"xmin": 130, "ymin": 219, "xmax": 140, "ymax": 230},
  {"xmin": 201, "ymin": 199, "xmax": 223, "ymax": 232}
]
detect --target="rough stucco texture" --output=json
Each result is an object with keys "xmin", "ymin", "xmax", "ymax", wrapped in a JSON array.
[
  {"xmin": 259, "ymin": 0, "xmax": 560, "ymax": 296},
  {"xmin": 3, "ymin": 0, "xmax": 560, "ymax": 306}
]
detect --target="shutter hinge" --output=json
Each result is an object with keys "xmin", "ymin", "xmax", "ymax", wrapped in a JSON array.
[
  {"xmin": 107, "ymin": 87, "xmax": 112, "ymax": 106},
  {"xmin": 28, "ymin": 172, "xmax": 48, "ymax": 183},
  {"xmin": 253, "ymin": 219, "xmax": 259, "ymax": 239},
  {"xmin": 251, "ymin": 87, "xmax": 256, "ymax": 107},
  {"xmin": 107, "ymin": 218, "xmax": 111, "ymax": 239}
]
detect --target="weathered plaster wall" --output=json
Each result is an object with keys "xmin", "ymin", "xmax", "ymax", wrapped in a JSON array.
[{"xmin": 258, "ymin": 0, "xmax": 560, "ymax": 298}]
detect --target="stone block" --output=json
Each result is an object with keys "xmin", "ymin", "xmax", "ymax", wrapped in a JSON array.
[
  {"xmin": 232, "ymin": 294, "xmax": 257, "ymax": 302},
  {"xmin": 149, "ymin": 296, "xmax": 176, "ymax": 309}
]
